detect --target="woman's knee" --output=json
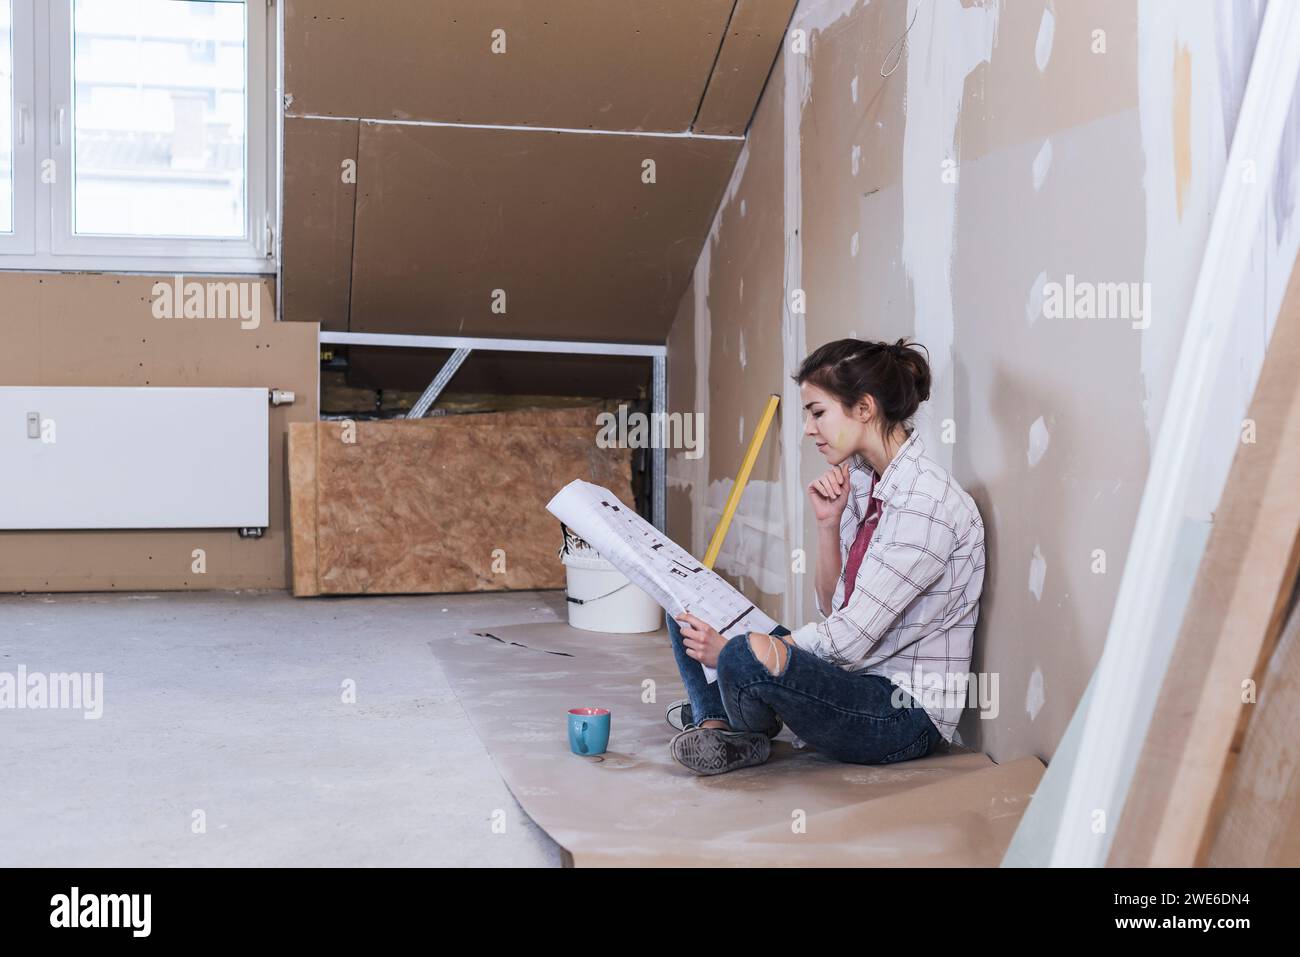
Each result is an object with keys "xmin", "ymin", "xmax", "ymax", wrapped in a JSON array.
[{"xmin": 715, "ymin": 632, "xmax": 748, "ymax": 678}]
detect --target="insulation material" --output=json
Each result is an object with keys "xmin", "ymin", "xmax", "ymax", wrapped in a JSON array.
[
  {"xmin": 433, "ymin": 621, "xmax": 1044, "ymax": 866},
  {"xmin": 281, "ymin": 117, "xmax": 359, "ymax": 331},
  {"xmin": 283, "ymin": 0, "xmax": 734, "ymax": 132},
  {"xmin": 289, "ymin": 411, "xmax": 633, "ymax": 596},
  {"xmin": 0, "ymin": 273, "xmax": 317, "ymax": 592},
  {"xmin": 347, "ymin": 121, "xmax": 741, "ymax": 343},
  {"xmin": 693, "ymin": 0, "xmax": 799, "ymax": 136}
]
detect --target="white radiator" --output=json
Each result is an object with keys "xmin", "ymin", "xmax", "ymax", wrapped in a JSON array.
[{"xmin": 0, "ymin": 387, "xmax": 269, "ymax": 530}]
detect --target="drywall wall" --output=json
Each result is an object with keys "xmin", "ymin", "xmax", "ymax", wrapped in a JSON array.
[
  {"xmin": 0, "ymin": 273, "xmax": 317, "ymax": 591},
  {"xmin": 665, "ymin": 0, "xmax": 1291, "ymax": 764}
]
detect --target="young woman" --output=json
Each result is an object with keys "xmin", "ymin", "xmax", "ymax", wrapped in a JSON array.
[{"xmin": 664, "ymin": 337, "xmax": 986, "ymax": 775}]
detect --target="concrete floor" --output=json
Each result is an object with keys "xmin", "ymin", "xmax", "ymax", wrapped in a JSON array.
[{"xmin": 0, "ymin": 589, "xmax": 572, "ymax": 866}]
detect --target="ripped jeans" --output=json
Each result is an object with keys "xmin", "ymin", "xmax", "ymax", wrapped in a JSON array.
[{"xmin": 665, "ymin": 611, "xmax": 943, "ymax": 765}]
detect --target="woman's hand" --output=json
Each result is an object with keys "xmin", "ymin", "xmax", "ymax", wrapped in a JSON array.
[
  {"xmin": 807, "ymin": 464, "xmax": 850, "ymax": 526},
  {"xmin": 676, "ymin": 613, "xmax": 728, "ymax": 669}
]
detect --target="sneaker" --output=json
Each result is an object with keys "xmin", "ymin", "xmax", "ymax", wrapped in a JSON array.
[
  {"xmin": 665, "ymin": 698, "xmax": 693, "ymax": 731},
  {"xmin": 669, "ymin": 726, "xmax": 772, "ymax": 776},
  {"xmin": 665, "ymin": 698, "xmax": 785, "ymax": 739}
]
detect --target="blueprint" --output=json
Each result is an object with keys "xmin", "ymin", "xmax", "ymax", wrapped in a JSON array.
[{"xmin": 546, "ymin": 479, "xmax": 778, "ymax": 683}]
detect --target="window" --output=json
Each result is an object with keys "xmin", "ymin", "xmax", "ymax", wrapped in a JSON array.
[{"xmin": 1, "ymin": 0, "xmax": 274, "ymax": 272}]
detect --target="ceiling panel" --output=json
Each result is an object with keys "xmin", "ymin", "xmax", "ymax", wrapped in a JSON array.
[
  {"xmin": 284, "ymin": 0, "xmax": 736, "ymax": 132},
  {"xmin": 347, "ymin": 121, "xmax": 742, "ymax": 343}
]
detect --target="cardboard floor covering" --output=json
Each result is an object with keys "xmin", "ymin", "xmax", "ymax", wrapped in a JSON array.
[{"xmin": 435, "ymin": 621, "xmax": 1044, "ymax": 867}]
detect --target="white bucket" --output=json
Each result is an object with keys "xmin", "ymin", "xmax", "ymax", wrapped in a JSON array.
[{"xmin": 561, "ymin": 550, "xmax": 662, "ymax": 634}]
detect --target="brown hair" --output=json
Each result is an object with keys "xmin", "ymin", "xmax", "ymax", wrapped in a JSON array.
[{"xmin": 793, "ymin": 337, "xmax": 931, "ymax": 441}]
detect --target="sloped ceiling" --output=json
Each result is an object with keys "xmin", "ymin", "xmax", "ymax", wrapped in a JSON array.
[{"xmin": 281, "ymin": 0, "xmax": 795, "ymax": 384}]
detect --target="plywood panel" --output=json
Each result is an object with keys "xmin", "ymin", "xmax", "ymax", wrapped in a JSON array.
[
  {"xmin": 287, "ymin": 422, "xmax": 320, "ymax": 597},
  {"xmin": 348, "ymin": 121, "xmax": 742, "ymax": 342},
  {"xmin": 0, "ymin": 273, "xmax": 317, "ymax": 592},
  {"xmin": 1206, "ymin": 599, "xmax": 1300, "ymax": 866},
  {"xmin": 284, "ymin": 0, "xmax": 734, "ymax": 132},
  {"xmin": 308, "ymin": 414, "xmax": 633, "ymax": 595},
  {"xmin": 282, "ymin": 117, "xmax": 359, "ymax": 330},
  {"xmin": 693, "ymin": 0, "xmax": 797, "ymax": 135}
]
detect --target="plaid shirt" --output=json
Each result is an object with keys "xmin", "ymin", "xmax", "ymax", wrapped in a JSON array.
[{"xmin": 788, "ymin": 430, "xmax": 985, "ymax": 743}]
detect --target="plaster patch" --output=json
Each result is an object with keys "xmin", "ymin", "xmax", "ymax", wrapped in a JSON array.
[
  {"xmin": 901, "ymin": 0, "xmax": 1000, "ymax": 467},
  {"xmin": 1026, "ymin": 269, "xmax": 1048, "ymax": 325},
  {"xmin": 1032, "ymin": 138, "xmax": 1053, "ymax": 190},
  {"xmin": 850, "ymin": 231, "xmax": 860, "ymax": 257},
  {"xmin": 851, "ymin": 143, "xmax": 862, "ymax": 176},
  {"xmin": 1035, "ymin": 6, "xmax": 1055, "ymax": 72},
  {"xmin": 1027, "ymin": 415, "xmax": 1050, "ymax": 467},
  {"xmin": 704, "ymin": 478, "xmax": 788, "ymax": 596},
  {"xmin": 1026, "ymin": 667, "xmax": 1045, "ymax": 721},
  {"xmin": 1028, "ymin": 544, "xmax": 1047, "ymax": 601}
]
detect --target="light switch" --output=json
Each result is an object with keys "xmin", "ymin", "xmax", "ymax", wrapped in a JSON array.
[{"xmin": 26, "ymin": 412, "xmax": 39, "ymax": 439}]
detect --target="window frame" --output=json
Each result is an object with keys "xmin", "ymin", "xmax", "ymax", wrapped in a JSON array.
[
  {"xmin": 1, "ymin": 0, "xmax": 276, "ymax": 274},
  {"xmin": 0, "ymin": 0, "xmax": 36, "ymax": 253}
]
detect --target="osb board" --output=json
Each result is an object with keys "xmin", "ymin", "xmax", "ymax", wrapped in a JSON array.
[
  {"xmin": 282, "ymin": 117, "xmax": 359, "ymax": 331},
  {"xmin": 1206, "ymin": 599, "xmax": 1300, "ymax": 866},
  {"xmin": 283, "ymin": 0, "xmax": 734, "ymax": 132},
  {"xmin": 305, "ymin": 414, "xmax": 632, "ymax": 595},
  {"xmin": 1109, "ymin": 256, "xmax": 1300, "ymax": 866},
  {"xmin": 693, "ymin": 0, "xmax": 796, "ymax": 135},
  {"xmin": 0, "ymin": 273, "xmax": 317, "ymax": 592},
  {"xmin": 346, "ymin": 347, "xmax": 650, "ymax": 399},
  {"xmin": 434, "ymin": 621, "xmax": 1044, "ymax": 867},
  {"xmin": 347, "ymin": 121, "xmax": 742, "ymax": 343}
]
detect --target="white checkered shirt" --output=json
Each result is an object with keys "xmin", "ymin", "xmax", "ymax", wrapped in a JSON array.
[{"xmin": 788, "ymin": 430, "xmax": 986, "ymax": 743}]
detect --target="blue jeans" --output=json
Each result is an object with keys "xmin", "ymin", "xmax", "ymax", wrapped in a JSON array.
[{"xmin": 666, "ymin": 611, "xmax": 943, "ymax": 765}]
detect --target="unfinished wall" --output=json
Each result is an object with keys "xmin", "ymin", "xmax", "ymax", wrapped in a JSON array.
[
  {"xmin": 0, "ymin": 273, "xmax": 318, "ymax": 591},
  {"xmin": 666, "ymin": 0, "xmax": 1295, "ymax": 764}
]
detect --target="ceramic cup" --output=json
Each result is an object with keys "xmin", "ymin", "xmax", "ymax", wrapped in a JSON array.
[{"xmin": 567, "ymin": 707, "xmax": 610, "ymax": 755}]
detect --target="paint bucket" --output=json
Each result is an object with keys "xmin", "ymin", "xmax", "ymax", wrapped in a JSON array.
[{"xmin": 558, "ymin": 525, "xmax": 661, "ymax": 634}]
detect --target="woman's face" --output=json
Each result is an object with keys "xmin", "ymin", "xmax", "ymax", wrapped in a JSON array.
[{"xmin": 801, "ymin": 381, "xmax": 868, "ymax": 466}]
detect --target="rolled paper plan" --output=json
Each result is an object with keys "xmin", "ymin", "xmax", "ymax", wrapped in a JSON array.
[{"xmin": 547, "ymin": 480, "xmax": 777, "ymax": 682}]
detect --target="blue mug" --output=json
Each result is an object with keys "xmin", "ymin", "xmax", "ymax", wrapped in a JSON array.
[{"xmin": 568, "ymin": 707, "xmax": 610, "ymax": 756}]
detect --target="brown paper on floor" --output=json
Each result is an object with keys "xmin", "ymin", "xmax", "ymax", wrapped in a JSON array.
[
  {"xmin": 289, "ymin": 409, "xmax": 632, "ymax": 595},
  {"xmin": 435, "ymin": 621, "xmax": 1044, "ymax": 866}
]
